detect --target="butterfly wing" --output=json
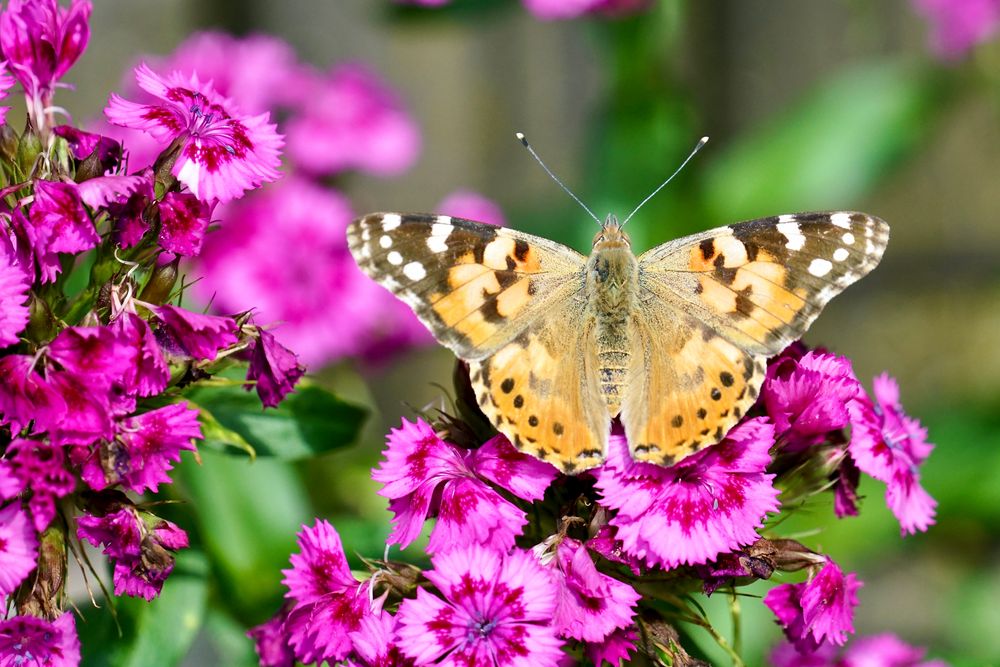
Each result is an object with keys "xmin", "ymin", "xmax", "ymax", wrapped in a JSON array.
[
  {"xmin": 348, "ymin": 213, "xmax": 608, "ymax": 472},
  {"xmin": 347, "ymin": 213, "xmax": 585, "ymax": 360},
  {"xmin": 621, "ymin": 211, "xmax": 889, "ymax": 465}
]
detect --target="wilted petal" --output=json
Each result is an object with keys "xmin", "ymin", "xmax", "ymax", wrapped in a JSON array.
[{"xmin": 245, "ymin": 328, "xmax": 305, "ymax": 408}]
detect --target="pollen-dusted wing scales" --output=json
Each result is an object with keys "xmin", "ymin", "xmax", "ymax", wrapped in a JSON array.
[{"xmin": 347, "ymin": 210, "xmax": 889, "ymax": 474}]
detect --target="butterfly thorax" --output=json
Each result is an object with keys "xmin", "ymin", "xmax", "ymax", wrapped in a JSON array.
[{"xmin": 587, "ymin": 218, "xmax": 639, "ymax": 417}]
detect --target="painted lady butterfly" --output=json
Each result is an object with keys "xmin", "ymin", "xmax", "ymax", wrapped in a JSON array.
[{"xmin": 348, "ymin": 200, "xmax": 887, "ymax": 474}]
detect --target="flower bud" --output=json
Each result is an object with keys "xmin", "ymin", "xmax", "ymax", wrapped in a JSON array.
[
  {"xmin": 15, "ymin": 524, "xmax": 67, "ymax": 620},
  {"xmin": 17, "ymin": 128, "xmax": 42, "ymax": 175},
  {"xmin": 139, "ymin": 256, "xmax": 180, "ymax": 305}
]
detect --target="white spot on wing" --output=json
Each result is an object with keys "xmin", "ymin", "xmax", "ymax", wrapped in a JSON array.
[
  {"xmin": 403, "ymin": 261, "xmax": 426, "ymax": 281},
  {"xmin": 842, "ymin": 232, "xmax": 855, "ymax": 245},
  {"xmin": 833, "ymin": 248, "xmax": 849, "ymax": 262},
  {"xmin": 831, "ymin": 213, "xmax": 852, "ymax": 229},
  {"xmin": 436, "ymin": 215, "xmax": 453, "ymax": 225},
  {"xmin": 777, "ymin": 222, "xmax": 805, "ymax": 251},
  {"xmin": 777, "ymin": 214, "xmax": 796, "ymax": 223},
  {"xmin": 808, "ymin": 258, "xmax": 833, "ymax": 277},
  {"xmin": 383, "ymin": 214, "xmax": 402, "ymax": 230},
  {"xmin": 427, "ymin": 236, "xmax": 448, "ymax": 253},
  {"xmin": 387, "ymin": 251, "xmax": 403, "ymax": 265},
  {"xmin": 379, "ymin": 235, "xmax": 393, "ymax": 249}
]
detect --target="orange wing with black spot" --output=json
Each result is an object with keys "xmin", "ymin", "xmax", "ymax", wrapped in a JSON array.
[
  {"xmin": 621, "ymin": 212, "xmax": 888, "ymax": 465},
  {"xmin": 347, "ymin": 213, "xmax": 585, "ymax": 360}
]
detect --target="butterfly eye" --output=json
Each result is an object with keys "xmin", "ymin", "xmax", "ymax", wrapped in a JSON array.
[{"xmin": 596, "ymin": 235, "xmax": 605, "ymax": 243}]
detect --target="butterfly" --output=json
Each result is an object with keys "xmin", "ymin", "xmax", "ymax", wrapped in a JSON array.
[{"xmin": 347, "ymin": 209, "xmax": 888, "ymax": 474}]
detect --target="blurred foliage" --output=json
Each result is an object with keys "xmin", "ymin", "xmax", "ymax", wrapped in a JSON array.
[{"xmin": 75, "ymin": 1, "xmax": 1000, "ymax": 665}]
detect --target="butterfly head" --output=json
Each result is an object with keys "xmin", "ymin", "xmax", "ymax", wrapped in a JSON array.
[{"xmin": 593, "ymin": 214, "xmax": 631, "ymax": 250}]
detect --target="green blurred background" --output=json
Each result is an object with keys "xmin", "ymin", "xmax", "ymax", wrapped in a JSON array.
[{"xmin": 64, "ymin": 1, "xmax": 1000, "ymax": 665}]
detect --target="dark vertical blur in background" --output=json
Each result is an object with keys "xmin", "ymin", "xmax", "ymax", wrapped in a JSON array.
[{"xmin": 65, "ymin": 1, "xmax": 1000, "ymax": 664}]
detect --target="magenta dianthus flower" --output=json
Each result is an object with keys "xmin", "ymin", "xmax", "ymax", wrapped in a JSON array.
[
  {"xmin": 0, "ymin": 237, "xmax": 30, "ymax": 347},
  {"xmin": 193, "ymin": 176, "xmax": 429, "ymax": 367},
  {"xmin": 104, "ymin": 63, "xmax": 282, "ymax": 203},
  {"xmin": 27, "ymin": 180, "xmax": 99, "ymax": 283},
  {"xmin": 0, "ymin": 60, "xmax": 13, "ymax": 124},
  {"xmin": 0, "ymin": 0, "xmax": 90, "ymax": 102},
  {"xmin": 594, "ymin": 418, "xmax": 781, "ymax": 569},
  {"xmin": 247, "ymin": 606, "xmax": 295, "ymax": 667},
  {"xmin": 913, "ymin": 0, "xmax": 1000, "ymax": 59},
  {"xmin": 150, "ymin": 304, "xmax": 237, "ymax": 361},
  {"xmin": 372, "ymin": 418, "xmax": 558, "ymax": 553},
  {"xmin": 849, "ymin": 373, "xmax": 937, "ymax": 535},
  {"xmin": 541, "ymin": 536, "xmax": 640, "ymax": 643},
  {"xmin": 396, "ymin": 545, "xmax": 564, "ymax": 666},
  {"xmin": 156, "ymin": 191, "xmax": 212, "ymax": 256},
  {"xmin": 281, "ymin": 520, "xmax": 370, "ymax": 665},
  {"xmin": 245, "ymin": 328, "xmax": 306, "ymax": 408},
  {"xmin": 770, "ymin": 632, "xmax": 948, "ymax": 667},
  {"xmin": 0, "ymin": 612, "xmax": 81, "ymax": 667},
  {"xmin": 4, "ymin": 439, "xmax": 76, "ymax": 531},
  {"xmin": 521, "ymin": 0, "xmax": 651, "ymax": 20},
  {"xmin": 586, "ymin": 627, "xmax": 638, "ymax": 667},
  {"xmin": 764, "ymin": 557, "xmax": 861, "ymax": 653},
  {"xmin": 149, "ymin": 31, "xmax": 300, "ymax": 115},
  {"xmin": 347, "ymin": 612, "xmax": 415, "ymax": 667},
  {"xmin": 0, "ymin": 503, "xmax": 38, "ymax": 598},
  {"xmin": 285, "ymin": 64, "xmax": 420, "ymax": 177}
]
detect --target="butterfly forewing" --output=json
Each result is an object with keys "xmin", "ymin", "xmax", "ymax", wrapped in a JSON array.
[
  {"xmin": 347, "ymin": 213, "xmax": 585, "ymax": 360},
  {"xmin": 621, "ymin": 211, "xmax": 889, "ymax": 464}
]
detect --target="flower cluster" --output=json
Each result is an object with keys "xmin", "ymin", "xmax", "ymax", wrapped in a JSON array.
[
  {"xmin": 399, "ymin": 0, "xmax": 652, "ymax": 20},
  {"xmin": 0, "ymin": 3, "xmax": 304, "ymax": 664},
  {"xmin": 252, "ymin": 342, "xmax": 942, "ymax": 665},
  {"xmin": 105, "ymin": 31, "xmax": 506, "ymax": 368}
]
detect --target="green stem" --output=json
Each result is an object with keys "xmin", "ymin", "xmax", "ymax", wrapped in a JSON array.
[{"xmin": 730, "ymin": 587, "xmax": 742, "ymax": 657}]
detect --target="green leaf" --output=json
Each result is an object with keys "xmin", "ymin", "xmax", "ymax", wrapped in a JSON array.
[
  {"xmin": 77, "ymin": 550, "xmax": 209, "ymax": 667},
  {"xmin": 188, "ymin": 380, "xmax": 368, "ymax": 460},
  {"xmin": 702, "ymin": 60, "xmax": 946, "ymax": 223},
  {"xmin": 173, "ymin": 448, "xmax": 312, "ymax": 611}
]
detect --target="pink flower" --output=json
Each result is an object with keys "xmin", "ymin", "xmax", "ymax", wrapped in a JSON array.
[
  {"xmin": 245, "ymin": 328, "xmax": 305, "ymax": 408},
  {"xmin": 521, "ymin": 0, "xmax": 651, "ymax": 20},
  {"xmin": 762, "ymin": 351, "xmax": 865, "ymax": 443},
  {"xmin": 542, "ymin": 537, "xmax": 640, "ymax": 643},
  {"xmin": 0, "ymin": 612, "xmax": 81, "ymax": 667},
  {"xmin": 913, "ymin": 0, "xmax": 1000, "ymax": 59},
  {"xmin": 372, "ymin": 419, "xmax": 558, "ymax": 553},
  {"xmin": 396, "ymin": 545, "xmax": 564, "ymax": 665},
  {"xmin": 585, "ymin": 627, "xmax": 638, "ymax": 667},
  {"xmin": 156, "ymin": 191, "xmax": 212, "ymax": 256},
  {"xmin": 285, "ymin": 64, "xmax": 420, "ymax": 177},
  {"xmin": 149, "ymin": 32, "xmax": 301, "ymax": 115},
  {"xmin": 594, "ymin": 418, "xmax": 781, "ymax": 569},
  {"xmin": 280, "ymin": 520, "xmax": 370, "ymax": 664},
  {"xmin": 27, "ymin": 180, "xmax": 99, "ymax": 283},
  {"xmin": 0, "ymin": 0, "xmax": 91, "ymax": 100},
  {"xmin": 150, "ymin": 304, "xmax": 237, "ymax": 361},
  {"xmin": 849, "ymin": 374, "xmax": 937, "ymax": 535},
  {"xmin": 764, "ymin": 558, "xmax": 862, "ymax": 653},
  {"xmin": 76, "ymin": 173, "xmax": 150, "ymax": 209},
  {"xmin": 348, "ymin": 612, "xmax": 414, "ymax": 667},
  {"xmin": 3, "ymin": 439, "xmax": 76, "ymax": 531},
  {"xmin": 104, "ymin": 63, "xmax": 282, "ymax": 203},
  {"xmin": 436, "ymin": 190, "xmax": 507, "ymax": 227},
  {"xmin": 0, "ymin": 355, "xmax": 66, "ymax": 435},
  {"xmin": 74, "ymin": 403, "xmax": 201, "ymax": 494},
  {"xmin": 0, "ymin": 235, "xmax": 30, "ymax": 348},
  {"xmin": 770, "ymin": 633, "xmax": 948, "ymax": 667},
  {"xmin": 76, "ymin": 507, "xmax": 189, "ymax": 600},
  {"xmin": 109, "ymin": 311, "xmax": 169, "ymax": 397},
  {"xmin": 52, "ymin": 125, "xmax": 122, "ymax": 165},
  {"xmin": 193, "ymin": 177, "xmax": 429, "ymax": 367},
  {"xmin": 247, "ymin": 606, "xmax": 295, "ymax": 667},
  {"xmin": 0, "ymin": 59, "xmax": 14, "ymax": 119},
  {"xmin": 0, "ymin": 503, "xmax": 38, "ymax": 598}
]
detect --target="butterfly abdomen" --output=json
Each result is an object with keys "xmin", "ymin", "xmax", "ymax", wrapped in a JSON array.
[{"xmin": 588, "ymin": 243, "xmax": 640, "ymax": 416}]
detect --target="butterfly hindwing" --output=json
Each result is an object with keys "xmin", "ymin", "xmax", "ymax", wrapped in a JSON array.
[
  {"xmin": 347, "ymin": 213, "xmax": 585, "ymax": 360},
  {"xmin": 469, "ymin": 299, "xmax": 609, "ymax": 474},
  {"xmin": 622, "ymin": 211, "xmax": 888, "ymax": 464}
]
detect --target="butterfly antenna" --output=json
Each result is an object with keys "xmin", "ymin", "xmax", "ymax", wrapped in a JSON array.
[
  {"xmin": 515, "ymin": 132, "xmax": 602, "ymax": 226},
  {"xmin": 621, "ymin": 136, "xmax": 709, "ymax": 227}
]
